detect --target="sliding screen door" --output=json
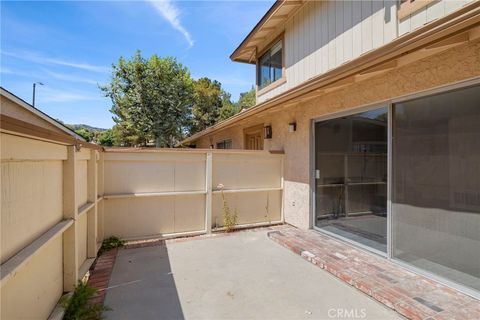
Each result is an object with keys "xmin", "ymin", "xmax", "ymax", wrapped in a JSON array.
[
  {"xmin": 393, "ymin": 85, "xmax": 480, "ymax": 291},
  {"xmin": 315, "ymin": 107, "xmax": 388, "ymax": 253}
]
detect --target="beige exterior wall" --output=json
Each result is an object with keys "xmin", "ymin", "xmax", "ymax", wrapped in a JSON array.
[{"xmin": 193, "ymin": 39, "xmax": 480, "ymax": 229}]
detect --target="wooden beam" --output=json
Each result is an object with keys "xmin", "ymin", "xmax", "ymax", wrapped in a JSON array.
[
  {"xmin": 205, "ymin": 152, "xmax": 213, "ymax": 234},
  {"xmin": 87, "ymin": 149, "xmax": 98, "ymax": 258},
  {"xmin": 424, "ymin": 32, "xmax": 469, "ymax": 50},
  {"xmin": 63, "ymin": 146, "xmax": 78, "ymax": 292},
  {"xmin": 0, "ymin": 114, "xmax": 103, "ymax": 150}
]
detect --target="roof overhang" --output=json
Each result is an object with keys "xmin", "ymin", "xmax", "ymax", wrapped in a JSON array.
[
  {"xmin": 1, "ymin": 87, "xmax": 103, "ymax": 150},
  {"xmin": 0, "ymin": 87, "xmax": 84, "ymax": 140},
  {"xmin": 230, "ymin": 0, "xmax": 305, "ymax": 64},
  {"xmin": 183, "ymin": 1, "xmax": 480, "ymax": 145}
]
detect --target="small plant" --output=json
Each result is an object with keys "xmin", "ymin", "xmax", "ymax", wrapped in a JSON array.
[
  {"xmin": 99, "ymin": 236, "xmax": 125, "ymax": 255},
  {"xmin": 61, "ymin": 281, "xmax": 109, "ymax": 320},
  {"xmin": 217, "ymin": 184, "xmax": 237, "ymax": 232}
]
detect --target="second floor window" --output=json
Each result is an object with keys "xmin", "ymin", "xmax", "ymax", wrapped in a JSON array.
[{"xmin": 258, "ymin": 40, "xmax": 283, "ymax": 90}]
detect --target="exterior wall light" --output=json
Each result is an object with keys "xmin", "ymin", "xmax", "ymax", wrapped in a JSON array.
[
  {"xmin": 288, "ymin": 122, "xmax": 297, "ymax": 132},
  {"xmin": 264, "ymin": 125, "xmax": 272, "ymax": 139}
]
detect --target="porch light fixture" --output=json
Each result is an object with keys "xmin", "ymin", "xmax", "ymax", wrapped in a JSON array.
[
  {"xmin": 264, "ymin": 125, "xmax": 272, "ymax": 139},
  {"xmin": 288, "ymin": 122, "xmax": 296, "ymax": 132}
]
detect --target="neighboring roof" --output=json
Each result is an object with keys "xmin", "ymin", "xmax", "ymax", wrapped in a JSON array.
[
  {"xmin": 230, "ymin": 0, "xmax": 305, "ymax": 64},
  {"xmin": 0, "ymin": 86, "xmax": 84, "ymax": 141},
  {"xmin": 182, "ymin": 1, "xmax": 480, "ymax": 145}
]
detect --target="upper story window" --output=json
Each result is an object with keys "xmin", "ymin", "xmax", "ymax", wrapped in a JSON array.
[{"xmin": 257, "ymin": 40, "xmax": 283, "ymax": 90}]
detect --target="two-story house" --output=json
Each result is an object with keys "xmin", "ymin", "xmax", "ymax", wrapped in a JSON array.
[{"xmin": 182, "ymin": 0, "xmax": 480, "ymax": 297}]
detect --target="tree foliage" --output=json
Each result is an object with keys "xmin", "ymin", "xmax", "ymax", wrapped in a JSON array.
[
  {"xmin": 236, "ymin": 86, "xmax": 256, "ymax": 110},
  {"xmin": 74, "ymin": 128, "xmax": 94, "ymax": 142},
  {"xmin": 99, "ymin": 50, "xmax": 259, "ymax": 146},
  {"xmin": 100, "ymin": 51, "xmax": 194, "ymax": 147},
  {"xmin": 218, "ymin": 90, "xmax": 240, "ymax": 121},
  {"xmin": 191, "ymin": 77, "xmax": 223, "ymax": 133}
]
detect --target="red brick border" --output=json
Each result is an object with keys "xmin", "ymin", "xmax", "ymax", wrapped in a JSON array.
[
  {"xmin": 268, "ymin": 226, "xmax": 480, "ymax": 320},
  {"xmin": 87, "ymin": 248, "xmax": 118, "ymax": 306}
]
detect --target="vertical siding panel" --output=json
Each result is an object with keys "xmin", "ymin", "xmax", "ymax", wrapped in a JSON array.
[
  {"xmin": 361, "ymin": 0, "xmax": 373, "ymax": 53},
  {"xmin": 328, "ymin": 0, "xmax": 336, "ymax": 70},
  {"xmin": 343, "ymin": 0, "xmax": 353, "ymax": 62},
  {"xmin": 384, "ymin": 0, "xmax": 397, "ymax": 42},
  {"xmin": 410, "ymin": 7, "xmax": 428, "ymax": 30},
  {"xmin": 352, "ymin": 0, "xmax": 362, "ymax": 58},
  {"xmin": 294, "ymin": 13, "xmax": 300, "ymax": 87},
  {"xmin": 285, "ymin": 20, "xmax": 291, "ymax": 91},
  {"xmin": 320, "ymin": 0, "xmax": 329, "ymax": 73},
  {"xmin": 426, "ymin": 0, "xmax": 445, "ymax": 21},
  {"xmin": 445, "ymin": 0, "xmax": 464, "ymax": 14},
  {"xmin": 372, "ymin": 0, "xmax": 385, "ymax": 49},
  {"xmin": 307, "ymin": 1, "xmax": 315, "ymax": 80},
  {"xmin": 398, "ymin": 16, "xmax": 411, "ymax": 35},
  {"xmin": 314, "ymin": 0, "xmax": 321, "ymax": 76},
  {"xmin": 302, "ymin": 6, "xmax": 308, "ymax": 82},
  {"xmin": 335, "ymin": 0, "xmax": 344, "ymax": 65}
]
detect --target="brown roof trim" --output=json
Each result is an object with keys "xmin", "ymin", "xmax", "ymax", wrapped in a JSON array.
[
  {"xmin": 230, "ymin": 0, "xmax": 284, "ymax": 63},
  {"xmin": 183, "ymin": 1, "xmax": 480, "ymax": 144},
  {"xmin": 104, "ymin": 147, "xmax": 283, "ymax": 155},
  {"xmin": 1, "ymin": 114, "xmax": 103, "ymax": 150},
  {"xmin": 1, "ymin": 86, "xmax": 85, "ymax": 140}
]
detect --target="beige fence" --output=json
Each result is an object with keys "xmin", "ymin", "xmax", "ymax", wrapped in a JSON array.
[
  {"xmin": 102, "ymin": 149, "xmax": 284, "ymax": 240},
  {"xmin": 1, "ymin": 134, "xmax": 283, "ymax": 319},
  {"xmin": 1, "ymin": 133, "xmax": 103, "ymax": 319}
]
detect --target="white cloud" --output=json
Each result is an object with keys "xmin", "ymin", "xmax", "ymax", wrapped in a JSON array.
[
  {"xmin": 148, "ymin": 0, "xmax": 194, "ymax": 48},
  {"xmin": 40, "ymin": 87, "xmax": 104, "ymax": 103},
  {"xmin": 1, "ymin": 49, "xmax": 109, "ymax": 73},
  {"xmin": 41, "ymin": 69, "xmax": 100, "ymax": 85}
]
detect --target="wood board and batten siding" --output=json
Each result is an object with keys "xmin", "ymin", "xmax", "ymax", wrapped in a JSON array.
[
  {"xmin": 258, "ymin": 0, "xmax": 398, "ymax": 103},
  {"xmin": 399, "ymin": 0, "xmax": 475, "ymax": 35}
]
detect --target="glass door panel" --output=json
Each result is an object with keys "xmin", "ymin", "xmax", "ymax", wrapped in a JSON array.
[
  {"xmin": 393, "ymin": 85, "xmax": 480, "ymax": 292},
  {"xmin": 315, "ymin": 107, "xmax": 388, "ymax": 253}
]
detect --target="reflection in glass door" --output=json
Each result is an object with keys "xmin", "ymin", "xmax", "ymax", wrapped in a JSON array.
[{"xmin": 314, "ymin": 107, "xmax": 388, "ymax": 253}]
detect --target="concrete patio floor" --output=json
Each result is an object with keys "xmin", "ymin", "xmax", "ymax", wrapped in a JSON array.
[{"xmin": 103, "ymin": 229, "xmax": 400, "ymax": 320}]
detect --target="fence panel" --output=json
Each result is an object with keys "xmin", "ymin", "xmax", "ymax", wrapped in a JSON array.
[{"xmin": 103, "ymin": 149, "xmax": 284, "ymax": 240}]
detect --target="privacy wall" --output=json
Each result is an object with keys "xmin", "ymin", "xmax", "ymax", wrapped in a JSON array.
[
  {"xmin": 0, "ymin": 133, "xmax": 102, "ymax": 319},
  {"xmin": 102, "ymin": 149, "xmax": 284, "ymax": 240},
  {"xmin": 1, "ymin": 136, "xmax": 284, "ymax": 319}
]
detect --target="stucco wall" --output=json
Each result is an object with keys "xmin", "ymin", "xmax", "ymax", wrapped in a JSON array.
[{"xmin": 192, "ymin": 39, "xmax": 480, "ymax": 229}]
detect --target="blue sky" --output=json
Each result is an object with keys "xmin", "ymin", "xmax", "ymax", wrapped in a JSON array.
[{"xmin": 1, "ymin": 0, "xmax": 273, "ymax": 128}]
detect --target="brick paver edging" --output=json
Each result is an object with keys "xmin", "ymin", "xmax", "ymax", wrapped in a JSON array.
[
  {"xmin": 268, "ymin": 226, "xmax": 480, "ymax": 320},
  {"xmin": 87, "ymin": 248, "xmax": 118, "ymax": 306}
]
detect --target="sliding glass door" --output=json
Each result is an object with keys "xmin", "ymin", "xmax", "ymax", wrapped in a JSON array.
[
  {"xmin": 314, "ymin": 107, "xmax": 388, "ymax": 253},
  {"xmin": 313, "ymin": 84, "xmax": 480, "ymax": 295},
  {"xmin": 392, "ymin": 85, "xmax": 480, "ymax": 292}
]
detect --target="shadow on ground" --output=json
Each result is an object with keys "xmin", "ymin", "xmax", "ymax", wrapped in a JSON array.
[{"xmin": 104, "ymin": 244, "xmax": 184, "ymax": 320}]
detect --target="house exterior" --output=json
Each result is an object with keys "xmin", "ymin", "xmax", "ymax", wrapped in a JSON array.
[{"xmin": 182, "ymin": 0, "xmax": 480, "ymax": 297}]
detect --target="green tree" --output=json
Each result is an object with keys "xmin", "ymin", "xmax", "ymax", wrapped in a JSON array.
[
  {"xmin": 97, "ymin": 129, "xmax": 115, "ymax": 146},
  {"xmin": 100, "ymin": 51, "xmax": 194, "ymax": 147},
  {"xmin": 191, "ymin": 77, "xmax": 223, "ymax": 133},
  {"xmin": 236, "ymin": 86, "xmax": 256, "ymax": 109},
  {"xmin": 218, "ymin": 90, "xmax": 240, "ymax": 121},
  {"xmin": 75, "ymin": 128, "xmax": 94, "ymax": 142}
]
